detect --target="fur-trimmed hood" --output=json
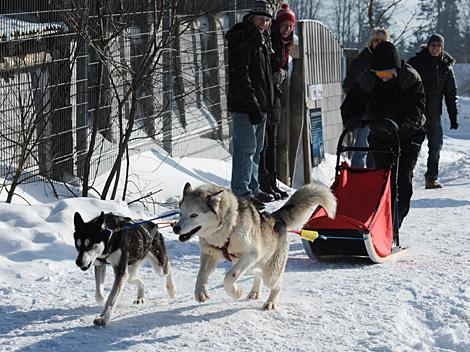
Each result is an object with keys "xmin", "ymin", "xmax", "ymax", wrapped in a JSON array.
[{"xmin": 415, "ymin": 46, "xmax": 455, "ymax": 67}]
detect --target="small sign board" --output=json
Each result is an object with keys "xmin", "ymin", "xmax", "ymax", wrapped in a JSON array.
[
  {"xmin": 308, "ymin": 84, "xmax": 323, "ymax": 101},
  {"xmin": 309, "ymin": 108, "xmax": 324, "ymax": 166}
]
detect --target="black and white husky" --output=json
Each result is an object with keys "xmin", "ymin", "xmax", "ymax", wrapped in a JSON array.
[{"xmin": 73, "ymin": 211, "xmax": 176, "ymax": 326}]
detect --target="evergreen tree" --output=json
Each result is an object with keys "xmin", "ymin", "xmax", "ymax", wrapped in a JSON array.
[
  {"xmin": 435, "ymin": 0, "xmax": 461, "ymax": 57},
  {"xmin": 461, "ymin": 0, "xmax": 470, "ymax": 62},
  {"xmin": 409, "ymin": 0, "xmax": 462, "ymax": 59}
]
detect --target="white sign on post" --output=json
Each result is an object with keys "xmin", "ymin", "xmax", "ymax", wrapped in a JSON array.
[{"xmin": 308, "ymin": 84, "xmax": 323, "ymax": 101}]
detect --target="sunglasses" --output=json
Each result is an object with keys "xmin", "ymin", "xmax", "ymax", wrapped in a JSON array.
[{"xmin": 373, "ymin": 69, "xmax": 397, "ymax": 80}]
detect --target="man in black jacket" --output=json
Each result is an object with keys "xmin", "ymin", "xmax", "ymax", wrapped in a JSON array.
[
  {"xmin": 343, "ymin": 27, "xmax": 390, "ymax": 167},
  {"xmin": 408, "ymin": 34, "xmax": 458, "ymax": 189},
  {"xmin": 226, "ymin": 0, "xmax": 275, "ymax": 209},
  {"xmin": 341, "ymin": 42, "xmax": 426, "ymax": 230}
]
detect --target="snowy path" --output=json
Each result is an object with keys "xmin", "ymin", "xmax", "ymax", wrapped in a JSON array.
[{"xmin": 0, "ymin": 136, "xmax": 469, "ymax": 351}]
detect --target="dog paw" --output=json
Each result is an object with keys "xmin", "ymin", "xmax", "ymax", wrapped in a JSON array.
[
  {"xmin": 133, "ymin": 298, "xmax": 144, "ymax": 304},
  {"xmin": 93, "ymin": 317, "xmax": 107, "ymax": 326},
  {"xmin": 167, "ymin": 285, "xmax": 177, "ymax": 299},
  {"xmin": 195, "ymin": 286, "xmax": 210, "ymax": 303},
  {"xmin": 262, "ymin": 300, "xmax": 277, "ymax": 310},
  {"xmin": 247, "ymin": 291, "xmax": 260, "ymax": 300},
  {"xmin": 226, "ymin": 286, "xmax": 243, "ymax": 300}
]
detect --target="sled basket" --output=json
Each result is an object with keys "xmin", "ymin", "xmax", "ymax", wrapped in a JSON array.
[{"xmin": 302, "ymin": 124, "xmax": 404, "ymax": 263}]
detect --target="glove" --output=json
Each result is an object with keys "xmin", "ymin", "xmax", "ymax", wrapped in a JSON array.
[
  {"xmin": 450, "ymin": 120, "xmax": 459, "ymax": 130},
  {"xmin": 248, "ymin": 109, "xmax": 263, "ymax": 125},
  {"xmin": 273, "ymin": 69, "xmax": 287, "ymax": 86}
]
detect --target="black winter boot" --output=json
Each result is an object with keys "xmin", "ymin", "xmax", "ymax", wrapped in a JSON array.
[{"xmin": 272, "ymin": 184, "xmax": 288, "ymax": 199}]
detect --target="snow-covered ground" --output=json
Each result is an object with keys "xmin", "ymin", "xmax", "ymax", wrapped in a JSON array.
[{"xmin": 1, "ymin": 102, "xmax": 469, "ymax": 351}]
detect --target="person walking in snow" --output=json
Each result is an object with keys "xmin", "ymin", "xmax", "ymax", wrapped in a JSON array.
[
  {"xmin": 408, "ymin": 34, "xmax": 459, "ymax": 189},
  {"xmin": 258, "ymin": 2, "xmax": 295, "ymax": 200},
  {"xmin": 341, "ymin": 42, "xmax": 426, "ymax": 230},
  {"xmin": 342, "ymin": 27, "xmax": 390, "ymax": 167},
  {"xmin": 226, "ymin": 0, "xmax": 275, "ymax": 209}
]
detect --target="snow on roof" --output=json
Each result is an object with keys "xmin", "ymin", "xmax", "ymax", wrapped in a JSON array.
[{"xmin": 0, "ymin": 15, "xmax": 68, "ymax": 42}]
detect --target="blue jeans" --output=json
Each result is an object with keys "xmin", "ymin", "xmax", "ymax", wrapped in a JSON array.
[
  {"xmin": 231, "ymin": 111, "xmax": 267, "ymax": 198},
  {"xmin": 351, "ymin": 125, "xmax": 370, "ymax": 167},
  {"xmin": 424, "ymin": 116, "xmax": 443, "ymax": 179}
]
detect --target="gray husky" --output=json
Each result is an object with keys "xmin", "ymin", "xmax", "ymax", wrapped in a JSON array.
[
  {"xmin": 73, "ymin": 211, "xmax": 176, "ymax": 326},
  {"xmin": 173, "ymin": 182, "xmax": 336, "ymax": 310}
]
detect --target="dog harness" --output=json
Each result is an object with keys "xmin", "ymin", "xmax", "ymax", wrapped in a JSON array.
[
  {"xmin": 218, "ymin": 239, "xmax": 237, "ymax": 262},
  {"xmin": 95, "ymin": 228, "xmax": 114, "ymax": 264},
  {"xmin": 211, "ymin": 197, "xmax": 260, "ymax": 262}
]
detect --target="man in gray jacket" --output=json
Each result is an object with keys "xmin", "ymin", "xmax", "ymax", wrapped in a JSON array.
[{"xmin": 408, "ymin": 34, "xmax": 458, "ymax": 189}]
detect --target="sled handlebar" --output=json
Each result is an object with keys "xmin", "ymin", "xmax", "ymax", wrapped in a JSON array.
[{"xmin": 336, "ymin": 118, "xmax": 401, "ymax": 175}]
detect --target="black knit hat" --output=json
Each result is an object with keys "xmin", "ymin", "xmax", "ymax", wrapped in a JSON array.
[
  {"xmin": 249, "ymin": 0, "xmax": 273, "ymax": 18},
  {"xmin": 428, "ymin": 33, "xmax": 444, "ymax": 48},
  {"xmin": 370, "ymin": 41, "xmax": 401, "ymax": 71}
]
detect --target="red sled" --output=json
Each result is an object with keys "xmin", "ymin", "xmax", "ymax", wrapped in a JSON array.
[{"xmin": 302, "ymin": 122, "xmax": 407, "ymax": 263}]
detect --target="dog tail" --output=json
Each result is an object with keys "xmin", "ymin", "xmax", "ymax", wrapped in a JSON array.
[{"xmin": 271, "ymin": 182, "xmax": 336, "ymax": 229}]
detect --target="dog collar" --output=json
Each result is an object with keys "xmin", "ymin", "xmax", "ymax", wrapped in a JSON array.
[{"xmin": 97, "ymin": 257, "xmax": 109, "ymax": 264}]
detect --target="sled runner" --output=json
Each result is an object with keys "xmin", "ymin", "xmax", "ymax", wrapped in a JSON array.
[{"xmin": 301, "ymin": 119, "xmax": 407, "ymax": 263}]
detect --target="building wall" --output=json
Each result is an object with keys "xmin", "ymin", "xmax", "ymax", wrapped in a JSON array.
[{"xmin": 299, "ymin": 20, "xmax": 345, "ymax": 156}]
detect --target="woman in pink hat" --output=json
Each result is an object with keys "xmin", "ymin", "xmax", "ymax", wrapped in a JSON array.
[{"xmin": 259, "ymin": 3, "xmax": 296, "ymax": 200}]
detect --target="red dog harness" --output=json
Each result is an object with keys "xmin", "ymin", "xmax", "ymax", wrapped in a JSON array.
[{"xmin": 217, "ymin": 238, "xmax": 238, "ymax": 262}]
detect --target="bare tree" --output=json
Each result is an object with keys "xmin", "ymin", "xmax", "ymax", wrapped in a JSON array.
[
  {"xmin": 325, "ymin": 0, "xmax": 414, "ymax": 48},
  {"xmin": 330, "ymin": 0, "xmax": 357, "ymax": 47},
  {"xmin": 290, "ymin": 0, "xmax": 322, "ymax": 20},
  {"xmin": 367, "ymin": 0, "xmax": 402, "ymax": 29},
  {"xmin": 61, "ymin": 0, "xmax": 232, "ymax": 201}
]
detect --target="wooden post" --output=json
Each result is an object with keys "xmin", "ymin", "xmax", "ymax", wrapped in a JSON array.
[
  {"xmin": 173, "ymin": 17, "xmax": 187, "ymax": 128},
  {"xmin": 204, "ymin": 14, "xmax": 223, "ymax": 140},
  {"xmin": 49, "ymin": 36, "xmax": 75, "ymax": 181},
  {"xmin": 302, "ymin": 107, "xmax": 312, "ymax": 184},
  {"xmin": 162, "ymin": 0, "xmax": 173, "ymax": 154},
  {"xmin": 136, "ymin": 2, "xmax": 157, "ymax": 137},
  {"xmin": 277, "ymin": 70, "xmax": 290, "ymax": 185},
  {"xmin": 75, "ymin": 39, "xmax": 88, "ymax": 178},
  {"xmin": 34, "ymin": 64, "xmax": 53, "ymax": 179},
  {"xmin": 288, "ymin": 55, "xmax": 304, "ymax": 185},
  {"xmin": 191, "ymin": 21, "xmax": 203, "ymax": 109}
]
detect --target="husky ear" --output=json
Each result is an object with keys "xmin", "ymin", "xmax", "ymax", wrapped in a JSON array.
[
  {"xmin": 183, "ymin": 182, "xmax": 192, "ymax": 196},
  {"xmin": 207, "ymin": 189, "xmax": 224, "ymax": 207},
  {"xmin": 74, "ymin": 212, "xmax": 84, "ymax": 228}
]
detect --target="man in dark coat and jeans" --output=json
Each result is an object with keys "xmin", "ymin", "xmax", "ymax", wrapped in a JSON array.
[
  {"xmin": 341, "ymin": 42, "xmax": 426, "ymax": 232},
  {"xmin": 227, "ymin": 0, "xmax": 275, "ymax": 209},
  {"xmin": 343, "ymin": 27, "xmax": 390, "ymax": 167},
  {"xmin": 408, "ymin": 34, "xmax": 459, "ymax": 189}
]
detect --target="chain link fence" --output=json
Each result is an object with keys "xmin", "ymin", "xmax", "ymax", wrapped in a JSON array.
[{"xmin": 0, "ymin": 0, "xmax": 256, "ymax": 188}]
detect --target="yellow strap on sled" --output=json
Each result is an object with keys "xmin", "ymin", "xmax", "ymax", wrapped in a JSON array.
[{"xmin": 299, "ymin": 229, "xmax": 319, "ymax": 242}]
